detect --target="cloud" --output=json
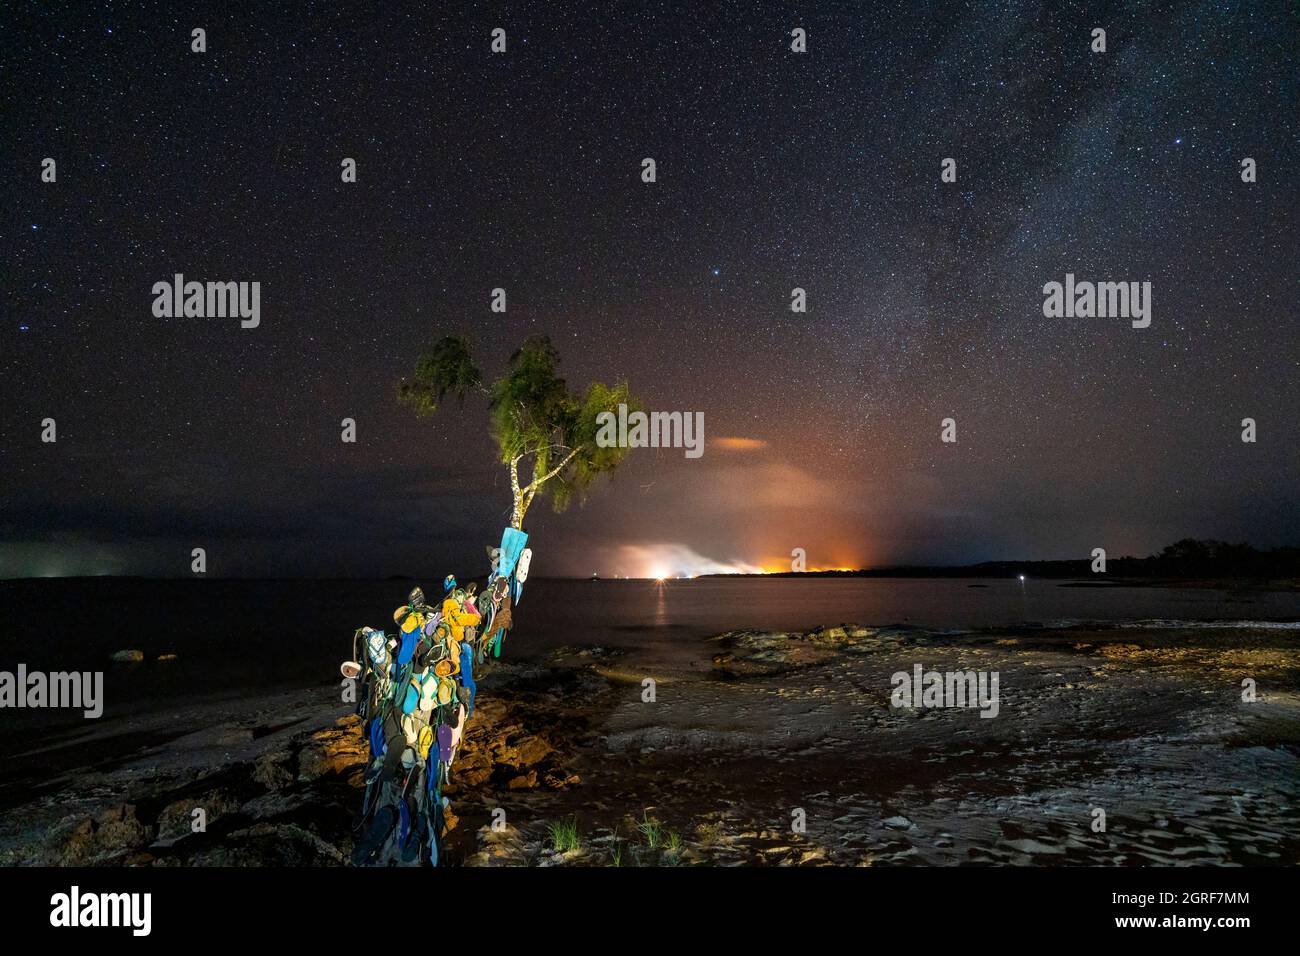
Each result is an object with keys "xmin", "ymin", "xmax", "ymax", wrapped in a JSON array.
[{"xmin": 712, "ymin": 436, "xmax": 769, "ymax": 451}]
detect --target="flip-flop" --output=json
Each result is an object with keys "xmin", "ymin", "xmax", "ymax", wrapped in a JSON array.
[{"xmin": 351, "ymin": 805, "xmax": 397, "ymax": 865}]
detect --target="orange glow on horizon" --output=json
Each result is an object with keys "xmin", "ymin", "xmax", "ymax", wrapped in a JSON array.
[{"xmin": 757, "ymin": 557, "xmax": 867, "ymax": 574}]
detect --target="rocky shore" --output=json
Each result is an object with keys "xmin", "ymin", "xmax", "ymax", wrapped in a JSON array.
[{"xmin": 2, "ymin": 622, "xmax": 1297, "ymax": 866}]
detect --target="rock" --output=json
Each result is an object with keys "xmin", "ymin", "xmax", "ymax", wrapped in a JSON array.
[
  {"xmin": 253, "ymin": 752, "xmax": 295, "ymax": 790},
  {"xmin": 40, "ymin": 815, "xmax": 95, "ymax": 865},
  {"xmin": 882, "ymin": 815, "xmax": 913, "ymax": 830},
  {"xmin": 451, "ymin": 751, "xmax": 493, "ymax": 787},
  {"xmin": 240, "ymin": 790, "xmax": 300, "ymax": 821},
  {"xmin": 204, "ymin": 725, "xmax": 257, "ymax": 746},
  {"xmin": 507, "ymin": 771, "xmax": 538, "ymax": 790},
  {"xmin": 43, "ymin": 804, "xmax": 152, "ymax": 864},
  {"xmin": 110, "ymin": 649, "xmax": 145, "ymax": 663},
  {"xmin": 186, "ymin": 823, "xmax": 345, "ymax": 866},
  {"xmin": 91, "ymin": 804, "xmax": 152, "ymax": 858},
  {"xmin": 1002, "ymin": 838, "xmax": 1066, "ymax": 856},
  {"xmin": 156, "ymin": 791, "xmax": 240, "ymax": 843},
  {"xmin": 297, "ymin": 726, "xmax": 368, "ymax": 782},
  {"xmin": 1100, "ymin": 643, "xmax": 1144, "ymax": 658},
  {"xmin": 511, "ymin": 735, "xmax": 554, "ymax": 767}
]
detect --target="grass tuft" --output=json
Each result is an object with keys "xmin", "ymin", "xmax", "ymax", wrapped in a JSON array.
[
  {"xmin": 636, "ymin": 811, "xmax": 663, "ymax": 849},
  {"xmin": 547, "ymin": 816, "xmax": 581, "ymax": 853}
]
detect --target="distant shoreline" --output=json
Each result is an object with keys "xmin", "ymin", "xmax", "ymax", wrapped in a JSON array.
[
  {"xmin": 700, "ymin": 570, "xmax": 1300, "ymax": 590},
  {"xmin": 2, "ymin": 572, "xmax": 1299, "ymax": 590}
]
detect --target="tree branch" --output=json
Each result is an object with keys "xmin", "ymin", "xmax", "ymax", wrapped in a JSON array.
[{"xmin": 523, "ymin": 445, "xmax": 584, "ymax": 493}]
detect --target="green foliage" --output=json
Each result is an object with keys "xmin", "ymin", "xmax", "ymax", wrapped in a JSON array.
[
  {"xmin": 548, "ymin": 378, "xmax": 643, "ymax": 513},
  {"xmin": 488, "ymin": 336, "xmax": 573, "ymax": 466},
  {"xmin": 396, "ymin": 335, "xmax": 482, "ymax": 416},
  {"xmin": 636, "ymin": 811, "xmax": 663, "ymax": 849},
  {"xmin": 547, "ymin": 816, "xmax": 581, "ymax": 853},
  {"xmin": 399, "ymin": 333, "xmax": 642, "ymax": 525}
]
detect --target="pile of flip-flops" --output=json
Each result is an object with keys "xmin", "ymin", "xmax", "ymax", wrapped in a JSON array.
[{"xmin": 343, "ymin": 528, "xmax": 533, "ymax": 866}]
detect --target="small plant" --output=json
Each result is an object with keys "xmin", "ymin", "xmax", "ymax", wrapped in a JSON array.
[
  {"xmin": 547, "ymin": 817, "xmax": 581, "ymax": 853},
  {"xmin": 636, "ymin": 811, "xmax": 663, "ymax": 849},
  {"xmin": 665, "ymin": 830, "xmax": 683, "ymax": 853},
  {"xmin": 610, "ymin": 842, "xmax": 623, "ymax": 867}
]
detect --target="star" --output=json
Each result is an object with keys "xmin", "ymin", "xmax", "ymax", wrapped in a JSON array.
[{"xmin": 1, "ymin": 0, "xmax": 1294, "ymax": 576}]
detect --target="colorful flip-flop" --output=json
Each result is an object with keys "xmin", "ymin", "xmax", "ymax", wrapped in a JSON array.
[{"xmin": 417, "ymin": 725, "xmax": 434, "ymax": 761}]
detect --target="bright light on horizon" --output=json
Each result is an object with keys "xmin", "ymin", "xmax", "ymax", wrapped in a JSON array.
[{"xmin": 613, "ymin": 544, "xmax": 764, "ymax": 580}]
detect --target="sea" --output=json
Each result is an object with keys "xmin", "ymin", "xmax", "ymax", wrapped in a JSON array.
[{"xmin": 3, "ymin": 574, "xmax": 1298, "ymax": 710}]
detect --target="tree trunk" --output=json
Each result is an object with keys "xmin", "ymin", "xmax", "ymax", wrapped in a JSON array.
[
  {"xmin": 510, "ymin": 445, "xmax": 584, "ymax": 529},
  {"xmin": 509, "ymin": 457, "xmax": 524, "ymax": 529}
]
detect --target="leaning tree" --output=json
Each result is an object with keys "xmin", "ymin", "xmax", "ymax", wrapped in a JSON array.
[
  {"xmin": 346, "ymin": 334, "xmax": 643, "ymax": 866},
  {"xmin": 397, "ymin": 334, "xmax": 643, "ymax": 530}
]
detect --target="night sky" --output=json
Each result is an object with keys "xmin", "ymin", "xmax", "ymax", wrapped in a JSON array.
[{"xmin": 3, "ymin": 1, "xmax": 1298, "ymax": 579}]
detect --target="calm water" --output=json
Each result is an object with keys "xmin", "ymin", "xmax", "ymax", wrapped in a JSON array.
[{"xmin": 2, "ymin": 576, "xmax": 1298, "ymax": 719}]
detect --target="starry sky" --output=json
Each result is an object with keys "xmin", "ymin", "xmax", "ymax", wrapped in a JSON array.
[{"xmin": 2, "ymin": 1, "xmax": 1298, "ymax": 579}]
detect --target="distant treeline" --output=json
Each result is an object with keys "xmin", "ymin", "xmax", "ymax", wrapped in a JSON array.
[{"xmin": 752, "ymin": 540, "xmax": 1300, "ymax": 580}]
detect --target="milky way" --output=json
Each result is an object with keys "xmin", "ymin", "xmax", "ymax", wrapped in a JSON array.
[{"xmin": 2, "ymin": 1, "xmax": 1297, "ymax": 578}]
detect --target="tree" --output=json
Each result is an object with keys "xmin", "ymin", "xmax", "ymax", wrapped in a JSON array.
[{"xmin": 398, "ymin": 334, "xmax": 642, "ymax": 529}]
